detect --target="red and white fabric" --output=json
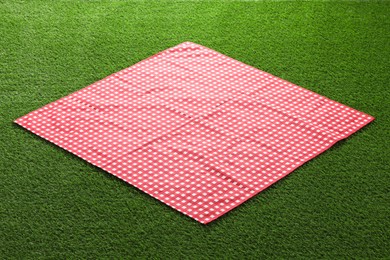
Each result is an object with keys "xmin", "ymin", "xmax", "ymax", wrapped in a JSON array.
[{"xmin": 15, "ymin": 42, "xmax": 374, "ymax": 224}]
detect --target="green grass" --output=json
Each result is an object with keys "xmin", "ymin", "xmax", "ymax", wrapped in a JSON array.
[{"xmin": 1, "ymin": 0, "xmax": 389, "ymax": 258}]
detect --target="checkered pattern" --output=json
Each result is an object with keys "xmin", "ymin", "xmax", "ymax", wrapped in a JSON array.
[{"xmin": 15, "ymin": 42, "xmax": 374, "ymax": 223}]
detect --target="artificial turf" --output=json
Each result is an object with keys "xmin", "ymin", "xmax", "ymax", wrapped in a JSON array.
[{"xmin": 1, "ymin": 0, "xmax": 389, "ymax": 258}]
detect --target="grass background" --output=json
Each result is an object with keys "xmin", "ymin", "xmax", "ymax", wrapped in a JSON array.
[{"xmin": 1, "ymin": 0, "xmax": 389, "ymax": 258}]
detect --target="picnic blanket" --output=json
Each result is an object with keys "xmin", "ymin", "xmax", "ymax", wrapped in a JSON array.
[{"xmin": 15, "ymin": 42, "xmax": 374, "ymax": 223}]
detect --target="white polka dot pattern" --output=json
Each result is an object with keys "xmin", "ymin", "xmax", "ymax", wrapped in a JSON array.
[{"xmin": 15, "ymin": 42, "xmax": 374, "ymax": 224}]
